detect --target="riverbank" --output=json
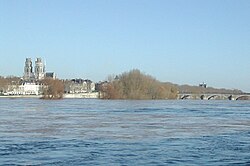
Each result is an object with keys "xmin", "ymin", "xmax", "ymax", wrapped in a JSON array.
[
  {"xmin": 0, "ymin": 92, "xmax": 100, "ymax": 99},
  {"xmin": 0, "ymin": 95, "xmax": 42, "ymax": 98},
  {"xmin": 64, "ymin": 92, "xmax": 99, "ymax": 99}
]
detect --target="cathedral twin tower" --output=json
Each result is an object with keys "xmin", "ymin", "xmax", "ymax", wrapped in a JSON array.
[{"xmin": 24, "ymin": 58, "xmax": 45, "ymax": 81}]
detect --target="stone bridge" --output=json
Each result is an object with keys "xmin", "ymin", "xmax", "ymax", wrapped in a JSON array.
[{"xmin": 178, "ymin": 93, "xmax": 250, "ymax": 100}]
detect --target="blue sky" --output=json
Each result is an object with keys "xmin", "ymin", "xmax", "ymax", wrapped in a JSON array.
[{"xmin": 0, "ymin": 0, "xmax": 250, "ymax": 92}]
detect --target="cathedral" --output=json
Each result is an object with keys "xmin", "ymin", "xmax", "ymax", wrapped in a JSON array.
[
  {"xmin": 23, "ymin": 58, "xmax": 45, "ymax": 81},
  {"xmin": 23, "ymin": 58, "xmax": 55, "ymax": 81}
]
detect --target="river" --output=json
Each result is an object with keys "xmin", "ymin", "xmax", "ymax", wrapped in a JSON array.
[{"xmin": 0, "ymin": 98, "xmax": 249, "ymax": 165}]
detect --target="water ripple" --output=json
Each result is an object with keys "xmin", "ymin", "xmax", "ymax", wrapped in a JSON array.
[{"xmin": 0, "ymin": 99, "xmax": 250, "ymax": 165}]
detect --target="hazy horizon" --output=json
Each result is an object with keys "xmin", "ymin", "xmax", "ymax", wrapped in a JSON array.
[{"xmin": 1, "ymin": 0, "xmax": 249, "ymax": 92}]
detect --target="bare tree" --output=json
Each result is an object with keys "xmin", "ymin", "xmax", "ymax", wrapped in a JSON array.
[
  {"xmin": 101, "ymin": 69, "xmax": 178, "ymax": 100},
  {"xmin": 41, "ymin": 78, "xmax": 64, "ymax": 99}
]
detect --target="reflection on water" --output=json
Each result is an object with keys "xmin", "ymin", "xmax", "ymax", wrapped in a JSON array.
[{"xmin": 0, "ymin": 99, "xmax": 250, "ymax": 165}]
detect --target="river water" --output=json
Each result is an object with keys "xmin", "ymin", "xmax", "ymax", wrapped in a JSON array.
[{"xmin": 0, "ymin": 98, "xmax": 249, "ymax": 165}]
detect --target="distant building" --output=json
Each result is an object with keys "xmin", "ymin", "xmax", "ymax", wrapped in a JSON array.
[
  {"xmin": 23, "ymin": 58, "xmax": 55, "ymax": 81},
  {"xmin": 45, "ymin": 72, "xmax": 56, "ymax": 79},
  {"xmin": 24, "ymin": 58, "xmax": 34, "ymax": 80},
  {"xmin": 35, "ymin": 58, "xmax": 45, "ymax": 80},
  {"xmin": 199, "ymin": 82, "xmax": 207, "ymax": 88},
  {"xmin": 4, "ymin": 81, "xmax": 43, "ymax": 95},
  {"xmin": 95, "ymin": 81, "xmax": 108, "ymax": 92},
  {"xmin": 64, "ymin": 79, "xmax": 95, "ymax": 94},
  {"xmin": 18, "ymin": 82, "xmax": 43, "ymax": 95}
]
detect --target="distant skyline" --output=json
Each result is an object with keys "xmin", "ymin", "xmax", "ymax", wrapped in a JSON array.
[{"xmin": 0, "ymin": 0, "xmax": 250, "ymax": 92}]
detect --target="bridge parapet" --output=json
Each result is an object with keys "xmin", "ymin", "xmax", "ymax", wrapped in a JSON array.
[{"xmin": 178, "ymin": 93, "xmax": 250, "ymax": 100}]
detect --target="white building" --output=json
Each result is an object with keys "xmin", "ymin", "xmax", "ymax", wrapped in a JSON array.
[
  {"xmin": 5, "ymin": 82, "xmax": 43, "ymax": 95},
  {"xmin": 19, "ymin": 82, "xmax": 43, "ymax": 95}
]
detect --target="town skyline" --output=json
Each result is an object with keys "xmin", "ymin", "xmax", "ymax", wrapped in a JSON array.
[
  {"xmin": 0, "ymin": 57, "xmax": 246, "ymax": 94},
  {"xmin": 0, "ymin": 0, "xmax": 250, "ymax": 92}
]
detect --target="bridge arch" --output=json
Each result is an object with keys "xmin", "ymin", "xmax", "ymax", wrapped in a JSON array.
[
  {"xmin": 200, "ymin": 95, "xmax": 205, "ymax": 100},
  {"xmin": 235, "ymin": 96, "xmax": 250, "ymax": 100},
  {"xmin": 228, "ymin": 95, "xmax": 233, "ymax": 100},
  {"xmin": 208, "ymin": 95, "xmax": 219, "ymax": 100},
  {"xmin": 181, "ymin": 95, "xmax": 191, "ymax": 100}
]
